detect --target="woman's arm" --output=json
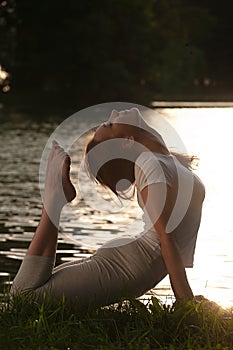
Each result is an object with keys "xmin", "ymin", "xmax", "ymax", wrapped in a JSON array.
[
  {"xmin": 140, "ymin": 183, "xmax": 194, "ymax": 301},
  {"xmin": 158, "ymin": 230, "xmax": 194, "ymax": 300}
]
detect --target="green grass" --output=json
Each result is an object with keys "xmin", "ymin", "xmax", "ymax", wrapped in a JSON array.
[{"xmin": 0, "ymin": 291, "xmax": 232, "ymax": 350}]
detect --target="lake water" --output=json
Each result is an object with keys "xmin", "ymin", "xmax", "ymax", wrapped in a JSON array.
[{"xmin": 0, "ymin": 105, "xmax": 233, "ymax": 308}]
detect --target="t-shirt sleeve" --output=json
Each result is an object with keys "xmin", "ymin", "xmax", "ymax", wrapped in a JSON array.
[{"xmin": 135, "ymin": 152, "xmax": 171, "ymax": 193}]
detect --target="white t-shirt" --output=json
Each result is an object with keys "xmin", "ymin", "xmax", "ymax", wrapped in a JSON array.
[{"xmin": 134, "ymin": 152, "xmax": 202, "ymax": 267}]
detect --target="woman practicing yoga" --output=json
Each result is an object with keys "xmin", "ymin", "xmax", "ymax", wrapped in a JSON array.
[{"xmin": 11, "ymin": 108, "xmax": 205, "ymax": 307}]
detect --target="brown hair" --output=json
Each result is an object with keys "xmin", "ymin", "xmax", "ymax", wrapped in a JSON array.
[
  {"xmin": 170, "ymin": 151, "xmax": 198, "ymax": 170},
  {"xmin": 85, "ymin": 137, "xmax": 136, "ymax": 199},
  {"xmin": 85, "ymin": 132, "xmax": 198, "ymax": 199}
]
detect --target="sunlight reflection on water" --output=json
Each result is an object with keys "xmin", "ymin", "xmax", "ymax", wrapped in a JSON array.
[
  {"xmin": 151, "ymin": 108, "xmax": 233, "ymax": 307},
  {"xmin": 0, "ymin": 107, "xmax": 233, "ymax": 307},
  {"xmin": 65, "ymin": 106, "xmax": 233, "ymax": 307}
]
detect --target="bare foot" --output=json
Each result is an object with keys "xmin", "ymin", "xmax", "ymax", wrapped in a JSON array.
[
  {"xmin": 44, "ymin": 140, "xmax": 76, "ymax": 209},
  {"xmin": 61, "ymin": 150, "xmax": 76, "ymax": 203}
]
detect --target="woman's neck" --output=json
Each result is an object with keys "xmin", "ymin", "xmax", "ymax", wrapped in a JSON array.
[{"xmin": 137, "ymin": 128, "xmax": 170, "ymax": 155}]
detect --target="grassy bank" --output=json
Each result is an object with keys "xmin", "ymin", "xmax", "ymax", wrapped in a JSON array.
[{"xmin": 0, "ymin": 292, "xmax": 232, "ymax": 350}]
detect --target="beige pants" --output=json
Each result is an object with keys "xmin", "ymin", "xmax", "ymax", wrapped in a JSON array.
[{"xmin": 11, "ymin": 237, "xmax": 168, "ymax": 308}]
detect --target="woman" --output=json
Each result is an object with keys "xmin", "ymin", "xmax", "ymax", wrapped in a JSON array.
[{"xmin": 11, "ymin": 108, "xmax": 205, "ymax": 307}]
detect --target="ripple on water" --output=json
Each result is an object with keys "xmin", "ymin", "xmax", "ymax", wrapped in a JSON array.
[{"xmin": 1, "ymin": 112, "xmax": 233, "ymax": 307}]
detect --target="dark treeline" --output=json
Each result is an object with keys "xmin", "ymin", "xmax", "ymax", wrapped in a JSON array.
[{"xmin": 0, "ymin": 0, "xmax": 232, "ymax": 117}]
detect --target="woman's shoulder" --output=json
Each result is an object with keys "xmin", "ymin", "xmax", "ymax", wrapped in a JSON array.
[
  {"xmin": 134, "ymin": 152, "xmax": 173, "ymax": 188},
  {"xmin": 135, "ymin": 152, "xmax": 173, "ymax": 170},
  {"xmin": 135, "ymin": 151, "xmax": 158, "ymax": 173}
]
